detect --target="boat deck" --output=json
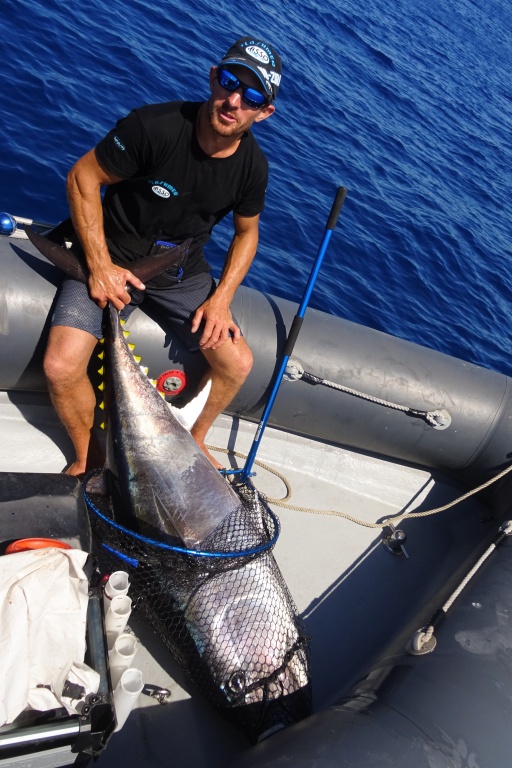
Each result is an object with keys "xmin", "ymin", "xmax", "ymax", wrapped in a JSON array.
[{"xmin": 0, "ymin": 390, "xmax": 490, "ymax": 767}]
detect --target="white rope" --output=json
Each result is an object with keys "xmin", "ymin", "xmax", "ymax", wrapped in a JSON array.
[
  {"xmin": 442, "ymin": 520, "xmax": 512, "ymax": 612},
  {"xmin": 208, "ymin": 444, "xmax": 512, "ymax": 530},
  {"xmin": 408, "ymin": 520, "xmax": 512, "ymax": 653},
  {"xmin": 301, "ymin": 371, "xmax": 451, "ymax": 429}
]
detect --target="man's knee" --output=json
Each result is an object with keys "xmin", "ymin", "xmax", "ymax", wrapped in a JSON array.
[
  {"xmin": 236, "ymin": 342, "xmax": 253, "ymax": 382},
  {"xmin": 43, "ymin": 338, "xmax": 60, "ymax": 382},
  {"xmin": 44, "ymin": 327, "xmax": 96, "ymax": 388},
  {"xmin": 203, "ymin": 338, "xmax": 253, "ymax": 385},
  {"xmin": 224, "ymin": 339, "xmax": 253, "ymax": 384},
  {"xmin": 44, "ymin": 345, "xmax": 79, "ymax": 388}
]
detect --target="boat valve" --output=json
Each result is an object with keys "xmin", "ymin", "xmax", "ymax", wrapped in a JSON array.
[
  {"xmin": 156, "ymin": 369, "xmax": 187, "ymax": 396},
  {"xmin": 382, "ymin": 525, "xmax": 409, "ymax": 558}
]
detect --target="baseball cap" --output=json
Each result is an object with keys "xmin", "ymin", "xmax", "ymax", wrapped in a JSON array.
[{"xmin": 218, "ymin": 36, "xmax": 282, "ymax": 101}]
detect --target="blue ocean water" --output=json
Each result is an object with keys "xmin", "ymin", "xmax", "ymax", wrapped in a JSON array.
[{"xmin": 2, "ymin": 0, "xmax": 511, "ymax": 373}]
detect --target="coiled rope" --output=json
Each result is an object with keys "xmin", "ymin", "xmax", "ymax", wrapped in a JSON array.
[{"xmin": 208, "ymin": 444, "xmax": 512, "ymax": 530}]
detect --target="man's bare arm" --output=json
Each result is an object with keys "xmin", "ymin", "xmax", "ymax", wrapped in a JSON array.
[
  {"xmin": 67, "ymin": 149, "xmax": 145, "ymax": 309},
  {"xmin": 191, "ymin": 213, "xmax": 260, "ymax": 350}
]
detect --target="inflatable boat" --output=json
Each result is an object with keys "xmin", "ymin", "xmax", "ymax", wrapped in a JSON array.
[{"xmin": 1, "ymin": 215, "xmax": 512, "ymax": 767}]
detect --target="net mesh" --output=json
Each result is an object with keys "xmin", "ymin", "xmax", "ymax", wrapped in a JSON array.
[{"xmin": 85, "ymin": 476, "xmax": 312, "ymax": 742}]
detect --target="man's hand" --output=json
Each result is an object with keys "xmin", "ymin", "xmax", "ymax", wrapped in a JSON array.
[
  {"xmin": 88, "ymin": 263, "xmax": 145, "ymax": 310},
  {"xmin": 191, "ymin": 294, "xmax": 241, "ymax": 350}
]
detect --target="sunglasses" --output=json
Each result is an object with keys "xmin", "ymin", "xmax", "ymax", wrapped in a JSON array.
[{"xmin": 216, "ymin": 67, "xmax": 268, "ymax": 109}]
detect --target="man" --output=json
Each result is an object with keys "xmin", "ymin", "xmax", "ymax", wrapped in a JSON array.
[{"xmin": 43, "ymin": 36, "xmax": 282, "ymax": 475}]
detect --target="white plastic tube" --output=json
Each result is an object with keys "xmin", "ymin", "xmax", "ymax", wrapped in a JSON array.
[
  {"xmin": 113, "ymin": 668, "xmax": 144, "ymax": 731},
  {"xmin": 103, "ymin": 571, "xmax": 130, "ymax": 611},
  {"xmin": 105, "ymin": 594, "xmax": 132, "ymax": 650},
  {"xmin": 109, "ymin": 633, "xmax": 139, "ymax": 689}
]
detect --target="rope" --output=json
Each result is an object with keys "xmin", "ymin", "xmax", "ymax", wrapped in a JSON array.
[
  {"xmin": 441, "ymin": 540, "xmax": 500, "ymax": 613},
  {"xmin": 300, "ymin": 371, "xmax": 450, "ymax": 429},
  {"xmin": 207, "ymin": 444, "xmax": 512, "ymax": 530},
  {"xmin": 214, "ymin": 444, "xmax": 512, "ymax": 656},
  {"xmin": 408, "ymin": 520, "xmax": 512, "ymax": 653},
  {"xmin": 304, "ymin": 371, "xmax": 414, "ymax": 413}
]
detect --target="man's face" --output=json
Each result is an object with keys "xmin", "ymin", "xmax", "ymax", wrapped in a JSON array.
[{"xmin": 207, "ymin": 65, "xmax": 275, "ymax": 139}]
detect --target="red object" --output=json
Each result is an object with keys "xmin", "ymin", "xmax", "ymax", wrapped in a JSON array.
[
  {"xmin": 5, "ymin": 538, "xmax": 72, "ymax": 554},
  {"xmin": 156, "ymin": 369, "xmax": 187, "ymax": 396}
]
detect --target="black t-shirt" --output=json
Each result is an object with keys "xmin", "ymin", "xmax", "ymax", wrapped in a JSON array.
[{"xmin": 94, "ymin": 100, "xmax": 269, "ymax": 278}]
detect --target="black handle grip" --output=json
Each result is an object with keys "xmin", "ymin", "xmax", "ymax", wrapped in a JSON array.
[
  {"xmin": 326, "ymin": 186, "xmax": 348, "ymax": 231},
  {"xmin": 283, "ymin": 316, "xmax": 304, "ymax": 357}
]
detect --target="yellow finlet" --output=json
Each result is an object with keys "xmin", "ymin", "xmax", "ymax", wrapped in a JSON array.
[{"xmin": 98, "ymin": 366, "xmax": 104, "ymax": 376}]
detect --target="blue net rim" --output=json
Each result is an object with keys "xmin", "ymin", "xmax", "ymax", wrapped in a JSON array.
[{"xmin": 83, "ymin": 486, "xmax": 280, "ymax": 559}]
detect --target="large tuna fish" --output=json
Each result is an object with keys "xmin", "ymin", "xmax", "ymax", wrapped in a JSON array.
[{"xmin": 25, "ymin": 224, "xmax": 312, "ymax": 741}]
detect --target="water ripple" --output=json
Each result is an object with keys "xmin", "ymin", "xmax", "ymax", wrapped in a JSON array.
[{"xmin": 2, "ymin": 0, "xmax": 511, "ymax": 375}]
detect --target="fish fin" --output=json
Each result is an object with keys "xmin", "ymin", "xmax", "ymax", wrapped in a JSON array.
[
  {"xmin": 25, "ymin": 226, "xmax": 89, "ymax": 283},
  {"xmin": 170, "ymin": 379, "xmax": 212, "ymax": 431},
  {"xmin": 25, "ymin": 226, "xmax": 193, "ymax": 285},
  {"xmin": 130, "ymin": 237, "xmax": 193, "ymax": 283}
]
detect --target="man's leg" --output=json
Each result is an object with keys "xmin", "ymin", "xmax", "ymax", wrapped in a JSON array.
[
  {"xmin": 143, "ymin": 274, "xmax": 252, "ymax": 468},
  {"xmin": 44, "ymin": 325, "xmax": 100, "ymax": 476},
  {"xmin": 191, "ymin": 337, "xmax": 253, "ymax": 469}
]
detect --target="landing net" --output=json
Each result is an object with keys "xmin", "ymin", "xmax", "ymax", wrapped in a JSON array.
[{"xmin": 84, "ymin": 477, "xmax": 311, "ymax": 742}]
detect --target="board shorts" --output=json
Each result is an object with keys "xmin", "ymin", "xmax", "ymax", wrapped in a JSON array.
[{"xmin": 51, "ymin": 272, "xmax": 232, "ymax": 351}]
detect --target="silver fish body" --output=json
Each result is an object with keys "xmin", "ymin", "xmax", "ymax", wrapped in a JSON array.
[
  {"xmin": 104, "ymin": 303, "xmax": 242, "ymax": 549},
  {"xmin": 185, "ymin": 554, "xmax": 310, "ymax": 705},
  {"xmin": 101, "ymin": 307, "xmax": 311, "ymax": 738}
]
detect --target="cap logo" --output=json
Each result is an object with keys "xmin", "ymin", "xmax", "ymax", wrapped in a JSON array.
[{"xmin": 245, "ymin": 45, "xmax": 270, "ymax": 65}]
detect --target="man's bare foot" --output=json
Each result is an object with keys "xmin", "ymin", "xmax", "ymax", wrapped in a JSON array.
[
  {"xmin": 63, "ymin": 450, "xmax": 104, "ymax": 478},
  {"xmin": 63, "ymin": 461, "xmax": 86, "ymax": 478},
  {"xmin": 63, "ymin": 432, "xmax": 105, "ymax": 477}
]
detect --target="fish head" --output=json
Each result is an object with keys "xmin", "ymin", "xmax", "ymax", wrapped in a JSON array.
[{"xmin": 184, "ymin": 559, "xmax": 311, "ymax": 740}]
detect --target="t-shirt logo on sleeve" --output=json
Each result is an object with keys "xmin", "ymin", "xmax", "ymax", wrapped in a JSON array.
[
  {"xmin": 149, "ymin": 179, "xmax": 178, "ymax": 199},
  {"xmin": 113, "ymin": 135, "xmax": 126, "ymax": 151}
]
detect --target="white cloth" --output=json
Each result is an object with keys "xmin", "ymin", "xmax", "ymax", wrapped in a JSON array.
[{"xmin": 0, "ymin": 547, "xmax": 100, "ymax": 726}]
